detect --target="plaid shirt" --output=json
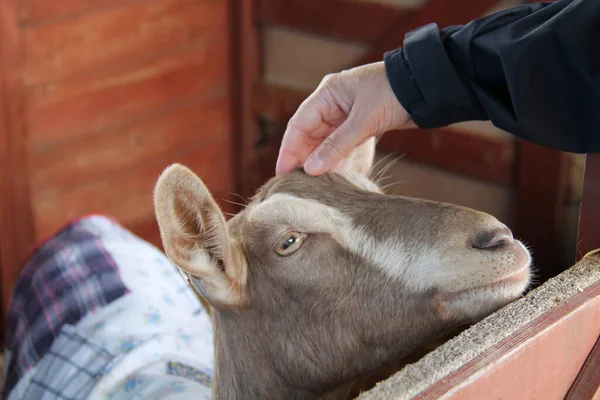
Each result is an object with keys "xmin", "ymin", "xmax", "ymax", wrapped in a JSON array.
[
  {"xmin": 2, "ymin": 216, "xmax": 213, "ymax": 400},
  {"xmin": 3, "ymin": 217, "xmax": 128, "ymax": 397},
  {"xmin": 8, "ymin": 325, "xmax": 116, "ymax": 399}
]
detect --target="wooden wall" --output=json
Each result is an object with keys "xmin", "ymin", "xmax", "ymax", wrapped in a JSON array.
[
  {"xmin": 2, "ymin": 0, "xmax": 592, "ymax": 328},
  {"xmin": 1, "ymin": 0, "xmax": 238, "ymax": 322}
]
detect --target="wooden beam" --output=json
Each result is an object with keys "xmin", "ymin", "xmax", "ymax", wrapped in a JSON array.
[
  {"xmin": 30, "ymin": 98, "xmax": 230, "ymax": 192},
  {"xmin": 21, "ymin": 0, "xmax": 227, "ymax": 87},
  {"xmin": 514, "ymin": 141, "xmax": 570, "ymax": 282},
  {"xmin": 255, "ymin": 0, "xmax": 406, "ymax": 44},
  {"xmin": 565, "ymin": 334, "xmax": 600, "ymax": 400},
  {"xmin": 378, "ymin": 127, "xmax": 514, "ymax": 185},
  {"xmin": 577, "ymin": 154, "xmax": 600, "ymax": 259},
  {"xmin": 230, "ymin": 0, "xmax": 262, "ymax": 199},
  {"xmin": 19, "ymin": 0, "xmax": 135, "ymax": 24},
  {"xmin": 26, "ymin": 45, "xmax": 228, "ymax": 149},
  {"xmin": 0, "ymin": 16, "xmax": 9, "ymax": 344},
  {"xmin": 0, "ymin": 0, "xmax": 35, "ymax": 334},
  {"xmin": 356, "ymin": 0, "xmax": 504, "ymax": 66},
  {"xmin": 31, "ymin": 135, "xmax": 233, "ymax": 243},
  {"xmin": 256, "ymin": 84, "xmax": 514, "ymax": 185}
]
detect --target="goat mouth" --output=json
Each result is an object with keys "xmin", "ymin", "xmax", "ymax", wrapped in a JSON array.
[
  {"xmin": 438, "ymin": 263, "xmax": 531, "ymax": 302},
  {"xmin": 494, "ymin": 264, "xmax": 530, "ymax": 285}
]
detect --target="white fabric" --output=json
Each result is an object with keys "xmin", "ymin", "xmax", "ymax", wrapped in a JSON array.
[{"xmin": 7, "ymin": 216, "xmax": 215, "ymax": 400}]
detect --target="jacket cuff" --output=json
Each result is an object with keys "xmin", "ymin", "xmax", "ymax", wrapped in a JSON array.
[{"xmin": 384, "ymin": 23, "xmax": 483, "ymax": 129}]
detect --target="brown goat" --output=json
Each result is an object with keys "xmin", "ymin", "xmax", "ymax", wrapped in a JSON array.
[{"xmin": 153, "ymin": 138, "xmax": 532, "ymax": 400}]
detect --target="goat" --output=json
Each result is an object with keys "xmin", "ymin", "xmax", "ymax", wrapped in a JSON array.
[{"xmin": 153, "ymin": 138, "xmax": 532, "ymax": 400}]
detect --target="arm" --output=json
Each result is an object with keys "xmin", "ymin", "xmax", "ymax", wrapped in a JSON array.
[{"xmin": 384, "ymin": 0, "xmax": 600, "ymax": 153}]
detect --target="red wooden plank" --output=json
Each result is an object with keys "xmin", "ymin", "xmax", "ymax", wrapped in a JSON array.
[
  {"xmin": 413, "ymin": 279, "xmax": 600, "ymax": 400},
  {"xmin": 255, "ymin": 0, "xmax": 406, "ymax": 44},
  {"xmin": 21, "ymin": 0, "xmax": 227, "ymax": 86},
  {"xmin": 377, "ymin": 127, "xmax": 514, "ymax": 185},
  {"xmin": 32, "ymin": 141, "xmax": 234, "ymax": 241},
  {"xmin": 30, "ymin": 97, "xmax": 230, "ymax": 192},
  {"xmin": 514, "ymin": 141, "xmax": 570, "ymax": 281},
  {"xmin": 356, "ymin": 0, "xmax": 504, "ymax": 66},
  {"xmin": 0, "ymin": 65, "xmax": 6, "ymax": 342},
  {"xmin": 577, "ymin": 154, "xmax": 600, "ymax": 259},
  {"xmin": 0, "ymin": 4, "xmax": 11, "ymax": 335},
  {"xmin": 565, "ymin": 335, "xmax": 600, "ymax": 400},
  {"xmin": 230, "ymin": 0, "xmax": 262, "ymax": 199},
  {"xmin": 0, "ymin": 2, "xmax": 13, "ymax": 337},
  {"xmin": 25, "ymin": 45, "xmax": 228, "ymax": 148},
  {"xmin": 19, "ymin": 0, "xmax": 135, "ymax": 24},
  {"xmin": 0, "ymin": 0, "xmax": 35, "ymax": 330}
]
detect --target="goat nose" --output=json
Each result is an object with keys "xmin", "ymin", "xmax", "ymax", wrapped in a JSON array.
[{"xmin": 471, "ymin": 227, "xmax": 514, "ymax": 250}]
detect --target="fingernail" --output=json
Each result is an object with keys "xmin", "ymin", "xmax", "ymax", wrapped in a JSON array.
[{"xmin": 304, "ymin": 157, "xmax": 325, "ymax": 175}]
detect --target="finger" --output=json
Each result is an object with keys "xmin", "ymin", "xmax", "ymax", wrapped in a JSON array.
[
  {"xmin": 304, "ymin": 113, "xmax": 368, "ymax": 176},
  {"xmin": 276, "ymin": 123, "xmax": 336, "ymax": 176},
  {"xmin": 276, "ymin": 93, "xmax": 339, "ymax": 176}
]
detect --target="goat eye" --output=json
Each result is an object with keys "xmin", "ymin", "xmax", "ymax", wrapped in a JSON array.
[{"xmin": 275, "ymin": 232, "xmax": 307, "ymax": 256}]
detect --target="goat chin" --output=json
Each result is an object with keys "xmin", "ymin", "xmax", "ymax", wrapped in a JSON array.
[{"xmin": 437, "ymin": 270, "xmax": 531, "ymax": 322}]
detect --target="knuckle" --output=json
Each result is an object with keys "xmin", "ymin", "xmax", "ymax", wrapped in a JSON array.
[{"xmin": 321, "ymin": 72, "xmax": 339, "ymax": 87}]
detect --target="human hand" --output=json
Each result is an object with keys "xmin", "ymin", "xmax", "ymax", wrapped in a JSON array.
[{"xmin": 275, "ymin": 62, "xmax": 415, "ymax": 176}]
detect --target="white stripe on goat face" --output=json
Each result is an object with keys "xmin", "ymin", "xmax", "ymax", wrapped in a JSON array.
[{"xmin": 248, "ymin": 193, "xmax": 440, "ymax": 293}]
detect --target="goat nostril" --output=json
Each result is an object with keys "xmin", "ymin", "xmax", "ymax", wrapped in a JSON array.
[{"xmin": 472, "ymin": 227, "xmax": 514, "ymax": 250}]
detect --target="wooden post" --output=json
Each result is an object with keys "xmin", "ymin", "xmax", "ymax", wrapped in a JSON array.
[
  {"xmin": 577, "ymin": 154, "xmax": 600, "ymax": 259},
  {"xmin": 255, "ymin": 0, "xmax": 404, "ymax": 44},
  {"xmin": 566, "ymin": 156, "xmax": 600, "ymax": 397},
  {"xmin": 514, "ymin": 141, "xmax": 570, "ymax": 283},
  {"xmin": 553, "ymin": 154, "xmax": 600, "ymax": 400},
  {"xmin": 355, "ymin": 0, "xmax": 506, "ymax": 66},
  {"xmin": 565, "ymin": 335, "xmax": 600, "ymax": 400},
  {"xmin": 230, "ymin": 0, "xmax": 262, "ymax": 200},
  {"xmin": 0, "ymin": 0, "xmax": 36, "ymax": 339}
]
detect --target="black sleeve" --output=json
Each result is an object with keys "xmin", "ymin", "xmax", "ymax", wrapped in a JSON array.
[{"xmin": 383, "ymin": 0, "xmax": 600, "ymax": 154}]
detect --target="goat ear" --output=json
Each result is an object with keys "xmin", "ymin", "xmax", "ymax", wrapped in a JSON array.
[
  {"xmin": 333, "ymin": 137, "xmax": 376, "ymax": 176},
  {"xmin": 153, "ymin": 164, "xmax": 246, "ymax": 308}
]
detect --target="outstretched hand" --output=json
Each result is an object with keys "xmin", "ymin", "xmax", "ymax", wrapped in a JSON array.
[{"xmin": 275, "ymin": 62, "xmax": 415, "ymax": 176}]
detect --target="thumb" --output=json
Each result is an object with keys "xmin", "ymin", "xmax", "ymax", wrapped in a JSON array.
[{"xmin": 303, "ymin": 113, "xmax": 368, "ymax": 176}]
